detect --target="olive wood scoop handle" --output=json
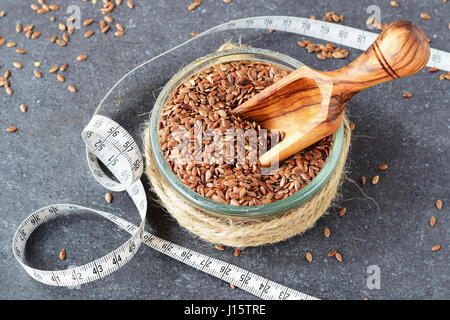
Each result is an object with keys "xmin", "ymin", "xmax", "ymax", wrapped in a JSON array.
[{"xmin": 232, "ymin": 21, "xmax": 430, "ymax": 166}]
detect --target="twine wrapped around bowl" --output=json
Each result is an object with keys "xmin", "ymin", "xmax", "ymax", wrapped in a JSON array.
[{"xmin": 143, "ymin": 118, "xmax": 351, "ymax": 248}]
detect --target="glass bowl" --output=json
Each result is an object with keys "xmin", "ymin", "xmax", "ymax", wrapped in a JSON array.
[{"xmin": 149, "ymin": 47, "xmax": 344, "ymax": 218}]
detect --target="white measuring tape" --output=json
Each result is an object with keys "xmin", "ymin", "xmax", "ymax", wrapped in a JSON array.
[{"xmin": 13, "ymin": 16, "xmax": 450, "ymax": 300}]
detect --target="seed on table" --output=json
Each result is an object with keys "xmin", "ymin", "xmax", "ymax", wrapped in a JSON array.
[
  {"xmin": 30, "ymin": 3, "xmax": 39, "ymax": 10},
  {"xmin": 56, "ymin": 74, "xmax": 65, "ymax": 82},
  {"xmin": 127, "ymin": 0, "xmax": 135, "ymax": 8},
  {"xmin": 62, "ymin": 33, "xmax": 70, "ymax": 42},
  {"xmin": 34, "ymin": 61, "xmax": 41, "ymax": 67},
  {"xmin": 429, "ymin": 216, "xmax": 436, "ymax": 227},
  {"xmin": 420, "ymin": 13, "xmax": 431, "ymax": 19},
  {"xmin": 0, "ymin": 11, "xmax": 6, "ymax": 17},
  {"xmin": 338, "ymin": 207, "xmax": 347, "ymax": 216},
  {"xmin": 229, "ymin": 283, "xmax": 237, "ymax": 289},
  {"xmin": 56, "ymin": 39, "xmax": 67, "ymax": 46},
  {"xmin": 116, "ymin": 23, "xmax": 124, "ymax": 31},
  {"xmin": 12, "ymin": 62, "xmax": 23, "ymax": 69},
  {"xmin": 50, "ymin": 35, "xmax": 57, "ymax": 43},
  {"xmin": 6, "ymin": 87, "xmax": 13, "ymax": 95},
  {"xmin": 224, "ymin": 0, "xmax": 233, "ymax": 3},
  {"xmin": 191, "ymin": 32, "xmax": 199, "ymax": 37},
  {"xmin": 83, "ymin": 19, "xmax": 94, "ymax": 26},
  {"xmin": 7, "ymin": 42, "xmax": 16, "ymax": 48},
  {"xmin": 214, "ymin": 244, "xmax": 225, "ymax": 251},
  {"xmin": 377, "ymin": 163, "xmax": 388, "ymax": 171},
  {"xmin": 428, "ymin": 67, "xmax": 439, "ymax": 73},
  {"xmin": 390, "ymin": 1, "xmax": 400, "ymax": 6},
  {"xmin": 49, "ymin": 66, "xmax": 58, "ymax": 73},
  {"xmin": 24, "ymin": 24, "xmax": 34, "ymax": 32},
  {"xmin": 0, "ymin": 37, "xmax": 5, "ymax": 46},
  {"xmin": 60, "ymin": 64, "xmax": 69, "ymax": 71},
  {"xmin": 16, "ymin": 23, "xmax": 23, "ymax": 32},
  {"xmin": 332, "ymin": 51, "xmax": 346, "ymax": 59},
  {"xmin": 104, "ymin": 192, "xmax": 113, "ymax": 203},
  {"xmin": 359, "ymin": 175, "xmax": 366, "ymax": 185},
  {"xmin": 188, "ymin": 0, "xmax": 201, "ymax": 11},
  {"xmin": 26, "ymin": 30, "xmax": 32, "ymax": 38},
  {"xmin": 34, "ymin": 69, "xmax": 42, "ymax": 78},
  {"xmin": 431, "ymin": 244, "xmax": 441, "ymax": 252},
  {"xmin": 7, "ymin": 126, "xmax": 17, "ymax": 132},
  {"xmin": 20, "ymin": 104, "xmax": 28, "ymax": 112},
  {"xmin": 234, "ymin": 248, "xmax": 241, "ymax": 257},
  {"xmin": 68, "ymin": 26, "xmax": 75, "ymax": 34},
  {"xmin": 77, "ymin": 55, "xmax": 87, "ymax": 61},
  {"xmin": 371, "ymin": 175, "xmax": 379, "ymax": 184},
  {"xmin": 31, "ymin": 31, "xmax": 41, "ymax": 39},
  {"xmin": 327, "ymin": 249, "xmax": 337, "ymax": 257},
  {"xmin": 335, "ymin": 252, "xmax": 343, "ymax": 262},
  {"xmin": 49, "ymin": 16, "xmax": 56, "ymax": 22},
  {"xmin": 114, "ymin": 30, "xmax": 124, "ymax": 37},
  {"xmin": 101, "ymin": 26, "xmax": 110, "ymax": 33},
  {"xmin": 435, "ymin": 199, "xmax": 443, "ymax": 210},
  {"xmin": 16, "ymin": 48, "xmax": 27, "ymax": 54},
  {"xmin": 323, "ymin": 227, "xmax": 331, "ymax": 238},
  {"xmin": 349, "ymin": 122, "xmax": 356, "ymax": 131},
  {"xmin": 49, "ymin": 4, "xmax": 60, "ymax": 11},
  {"xmin": 84, "ymin": 30, "xmax": 94, "ymax": 38},
  {"xmin": 305, "ymin": 252, "xmax": 313, "ymax": 263},
  {"xmin": 402, "ymin": 92, "xmax": 413, "ymax": 98},
  {"xmin": 59, "ymin": 249, "xmax": 66, "ymax": 260},
  {"xmin": 104, "ymin": 16, "xmax": 113, "ymax": 23},
  {"xmin": 58, "ymin": 23, "xmax": 66, "ymax": 31},
  {"xmin": 37, "ymin": 8, "xmax": 48, "ymax": 14}
]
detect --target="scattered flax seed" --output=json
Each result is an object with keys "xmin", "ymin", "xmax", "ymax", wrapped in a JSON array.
[
  {"xmin": 56, "ymin": 74, "xmax": 65, "ymax": 82},
  {"xmin": 230, "ymin": 283, "xmax": 237, "ymax": 289},
  {"xmin": 127, "ymin": 0, "xmax": 135, "ymax": 8},
  {"xmin": 34, "ymin": 70, "xmax": 42, "ymax": 78},
  {"xmin": 83, "ymin": 19, "xmax": 94, "ymax": 26},
  {"xmin": 327, "ymin": 249, "xmax": 337, "ymax": 257},
  {"xmin": 58, "ymin": 23, "xmax": 67, "ymax": 31},
  {"xmin": 114, "ymin": 30, "xmax": 125, "ymax": 37},
  {"xmin": 62, "ymin": 33, "xmax": 70, "ymax": 42},
  {"xmin": 104, "ymin": 16, "xmax": 113, "ymax": 23},
  {"xmin": 16, "ymin": 23, "xmax": 23, "ymax": 33},
  {"xmin": 435, "ymin": 199, "xmax": 443, "ymax": 210},
  {"xmin": 191, "ymin": 32, "xmax": 199, "ymax": 37},
  {"xmin": 105, "ymin": 192, "xmax": 113, "ymax": 203},
  {"xmin": 335, "ymin": 252, "xmax": 343, "ymax": 262},
  {"xmin": 20, "ymin": 104, "xmax": 28, "ymax": 112},
  {"xmin": 101, "ymin": 26, "xmax": 110, "ymax": 33},
  {"xmin": 402, "ymin": 92, "xmax": 413, "ymax": 98},
  {"xmin": 6, "ymin": 87, "xmax": 13, "ymax": 95},
  {"xmin": 0, "ymin": 38, "xmax": 5, "ymax": 46},
  {"xmin": 7, "ymin": 42, "xmax": 16, "ymax": 48},
  {"xmin": 34, "ymin": 61, "xmax": 41, "ymax": 67},
  {"xmin": 338, "ymin": 207, "xmax": 347, "ymax": 216},
  {"xmin": 234, "ymin": 248, "xmax": 241, "ymax": 257},
  {"xmin": 16, "ymin": 48, "xmax": 27, "ymax": 54},
  {"xmin": 60, "ymin": 64, "xmax": 69, "ymax": 72},
  {"xmin": 428, "ymin": 67, "xmax": 439, "ymax": 73},
  {"xmin": 431, "ymin": 244, "xmax": 441, "ymax": 252},
  {"xmin": 100, "ymin": 20, "xmax": 107, "ymax": 29},
  {"xmin": 59, "ymin": 249, "xmax": 66, "ymax": 260},
  {"xmin": 116, "ymin": 0, "xmax": 123, "ymax": 5},
  {"xmin": 3, "ymin": 70, "xmax": 11, "ymax": 79},
  {"xmin": 371, "ymin": 175, "xmax": 380, "ymax": 185},
  {"xmin": 323, "ymin": 228, "xmax": 331, "ymax": 238},
  {"xmin": 84, "ymin": 30, "xmax": 95, "ymax": 38},
  {"xmin": 0, "ymin": 11, "xmax": 6, "ymax": 17},
  {"xmin": 420, "ymin": 13, "xmax": 431, "ymax": 20},
  {"xmin": 50, "ymin": 35, "xmax": 57, "ymax": 43},
  {"xmin": 214, "ymin": 244, "xmax": 225, "ymax": 251},
  {"xmin": 56, "ymin": 39, "xmax": 67, "ymax": 47},
  {"xmin": 24, "ymin": 24, "xmax": 34, "ymax": 32},
  {"xmin": 7, "ymin": 126, "xmax": 17, "ymax": 132},
  {"xmin": 31, "ymin": 31, "xmax": 41, "ymax": 39},
  {"xmin": 116, "ymin": 24, "xmax": 124, "ymax": 31},
  {"xmin": 31, "ymin": 3, "xmax": 39, "ymax": 10},
  {"xmin": 349, "ymin": 122, "xmax": 356, "ymax": 131},
  {"xmin": 68, "ymin": 85, "xmax": 77, "ymax": 92},
  {"xmin": 76, "ymin": 55, "xmax": 87, "ymax": 61},
  {"xmin": 310, "ymin": 15, "xmax": 317, "ymax": 20},
  {"xmin": 188, "ymin": 0, "xmax": 201, "ymax": 11},
  {"xmin": 305, "ymin": 252, "xmax": 313, "ymax": 263},
  {"xmin": 223, "ymin": 0, "xmax": 233, "ymax": 3},
  {"xmin": 377, "ymin": 163, "xmax": 388, "ymax": 171},
  {"xmin": 268, "ymin": 29, "xmax": 275, "ymax": 33},
  {"xmin": 49, "ymin": 4, "xmax": 60, "ymax": 11},
  {"xmin": 49, "ymin": 66, "xmax": 59, "ymax": 73},
  {"xmin": 429, "ymin": 216, "xmax": 437, "ymax": 227},
  {"xmin": 390, "ymin": 1, "xmax": 400, "ymax": 6},
  {"xmin": 49, "ymin": 16, "xmax": 56, "ymax": 22},
  {"xmin": 12, "ymin": 62, "xmax": 23, "ymax": 69}
]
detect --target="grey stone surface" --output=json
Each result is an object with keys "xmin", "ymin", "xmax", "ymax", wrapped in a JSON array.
[{"xmin": 1, "ymin": 0, "xmax": 449, "ymax": 300}]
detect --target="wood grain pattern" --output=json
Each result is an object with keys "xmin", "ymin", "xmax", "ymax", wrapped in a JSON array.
[{"xmin": 233, "ymin": 21, "xmax": 430, "ymax": 166}]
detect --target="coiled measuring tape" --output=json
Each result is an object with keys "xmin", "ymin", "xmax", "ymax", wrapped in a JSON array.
[{"xmin": 13, "ymin": 16, "xmax": 450, "ymax": 300}]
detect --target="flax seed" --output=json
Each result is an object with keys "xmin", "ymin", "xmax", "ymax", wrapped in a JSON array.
[
  {"xmin": 338, "ymin": 207, "xmax": 347, "ymax": 216},
  {"xmin": 403, "ymin": 92, "xmax": 413, "ymax": 98},
  {"xmin": 7, "ymin": 126, "xmax": 17, "ymax": 132},
  {"xmin": 34, "ymin": 69, "xmax": 42, "ymax": 78},
  {"xmin": 6, "ymin": 87, "xmax": 13, "ymax": 95},
  {"xmin": 335, "ymin": 252, "xmax": 343, "ymax": 262},
  {"xmin": 56, "ymin": 39, "xmax": 67, "ymax": 46},
  {"xmin": 230, "ymin": 283, "xmax": 237, "ymax": 289},
  {"xmin": 20, "ymin": 104, "xmax": 28, "ymax": 112},
  {"xmin": 116, "ymin": 23, "xmax": 124, "ymax": 31},
  {"xmin": 59, "ymin": 249, "xmax": 66, "ymax": 260},
  {"xmin": 431, "ymin": 244, "xmax": 441, "ymax": 252},
  {"xmin": 16, "ymin": 48, "xmax": 27, "ymax": 54},
  {"xmin": 372, "ymin": 175, "xmax": 380, "ymax": 184},
  {"xmin": 105, "ymin": 192, "xmax": 113, "ymax": 203},
  {"xmin": 77, "ymin": 55, "xmax": 87, "ymax": 61},
  {"xmin": 68, "ymin": 85, "xmax": 77, "ymax": 92},
  {"xmin": 114, "ymin": 30, "xmax": 124, "ymax": 37},
  {"xmin": 31, "ymin": 31, "xmax": 41, "ymax": 39},
  {"xmin": 323, "ymin": 227, "xmax": 331, "ymax": 238},
  {"xmin": 390, "ymin": 1, "xmax": 400, "ymax": 6},
  {"xmin": 327, "ymin": 250, "xmax": 337, "ymax": 257},
  {"xmin": 188, "ymin": 0, "xmax": 201, "ymax": 11},
  {"xmin": 420, "ymin": 13, "xmax": 431, "ymax": 19},
  {"xmin": 305, "ymin": 252, "xmax": 313, "ymax": 262},
  {"xmin": 234, "ymin": 248, "xmax": 241, "ymax": 257},
  {"xmin": 12, "ymin": 62, "xmax": 23, "ymax": 69},
  {"xmin": 83, "ymin": 19, "xmax": 94, "ymax": 26},
  {"xmin": 60, "ymin": 64, "xmax": 69, "ymax": 72},
  {"xmin": 127, "ymin": 0, "xmax": 135, "ymax": 8},
  {"xmin": 49, "ymin": 66, "xmax": 58, "ymax": 73},
  {"xmin": 377, "ymin": 163, "xmax": 388, "ymax": 171},
  {"xmin": 214, "ymin": 244, "xmax": 225, "ymax": 251},
  {"xmin": 435, "ymin": 199, "xmax": 443, "ymax": 210},
  {"xmin": 16, "ymin": 23, "xmax": 23, "ymax": 33},
  {"xmin": 56, "ymin": 74, "xmax": 65, "ymax": 82},
  {"xmin": 429, "ymin": 216, "xmax": 436, "ymax": 227},
  {"xmin": 7, "ymin": 42, "xmax": 16, "ymax": 48},
  {"xmin": 84, "ymin": 30, "xmax": 95, "ymax": 38}
]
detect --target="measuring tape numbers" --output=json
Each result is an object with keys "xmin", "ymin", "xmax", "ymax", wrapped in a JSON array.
[{"xmin": 13, "ymin": 16, "xmax": 450, "ymax": 300}]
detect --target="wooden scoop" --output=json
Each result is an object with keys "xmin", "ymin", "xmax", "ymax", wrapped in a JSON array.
[{"xmin": 232, "ymin": 21, "xmax": 430, "ymax": 166}]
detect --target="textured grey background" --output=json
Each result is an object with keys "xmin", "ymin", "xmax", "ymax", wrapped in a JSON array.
[{"xmin": 1, "ymin": 0, "xmax": 449, "ymax": 300}]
